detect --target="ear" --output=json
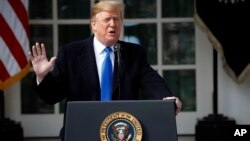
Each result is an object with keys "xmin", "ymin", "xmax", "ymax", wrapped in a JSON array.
[{"xmin": 91, "ymin": 20, "xmax": 97, "ymax": 32}]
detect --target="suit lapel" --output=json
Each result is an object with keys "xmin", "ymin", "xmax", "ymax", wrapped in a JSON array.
[
  {"xmin": 119, "ymin": 42, "xmax": 128, "ymax": 78},
  {"xmin": 78, "ymin": 37, "xmax": 100, "ymax": 98}
]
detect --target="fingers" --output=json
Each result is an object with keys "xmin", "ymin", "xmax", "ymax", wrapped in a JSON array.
[
  {"xmin": 41, "ymin": 43, "xmax": 47, "ymax": 57},
  {"xmin": 163, "ymin": 96, "xmax": 176, "ymax": 100},
  {"xmin": 175, "ymin": 98, "xmax": 182, "ymax": 115},
  {"xmin": 29, "ymin": 44, "xmax": 37, "ymax": 62},
  {"xmin": 32, "ymin": 43, "xmax": 38, "ymax": 58},
  {"xmin": 35, "ymin": 42, "xmax": 45, "ymax": 57},
  {"xmin": 36, "ymin": 43, "xmax": 42, "ymax": 56},
  {"xmin": 28, "ymin": 51, "xmax": 34, "ymax": 61},
  {"xmin": 163, "ymin": 96, "xmax": 182, "ymax": 115},
  {"xmin": 29, "ymin": 42, "xmax": 47, "ymax": 59}
]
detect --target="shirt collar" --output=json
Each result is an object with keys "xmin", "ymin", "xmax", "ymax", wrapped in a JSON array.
[{"xmin": 93, "ymin": 37, "xmax": 114, "ymax": 54}]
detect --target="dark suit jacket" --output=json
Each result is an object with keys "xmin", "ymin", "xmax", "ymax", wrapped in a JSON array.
[{"xmin": 32, "ymin": 35, "xmax": 172, "ymax": 140}]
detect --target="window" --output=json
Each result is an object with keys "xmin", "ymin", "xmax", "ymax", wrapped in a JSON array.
[{"xmin": 22, "ymin": 0, "xmax": 195, "ymax": 115}]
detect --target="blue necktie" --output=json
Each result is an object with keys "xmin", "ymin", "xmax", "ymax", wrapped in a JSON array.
[{"xmin": 101, "ymin": 47, "xmax": 113, "ymax": 101}]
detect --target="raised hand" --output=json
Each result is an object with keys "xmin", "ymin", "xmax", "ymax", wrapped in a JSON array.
[{"xmin": 29, "ymin": 43, "xmax": 56, "ymax": 82}]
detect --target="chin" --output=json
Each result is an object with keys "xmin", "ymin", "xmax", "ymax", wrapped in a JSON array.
[{"xmin": 107, "ymin": 38, "xmax": 118, "ymax": 43}]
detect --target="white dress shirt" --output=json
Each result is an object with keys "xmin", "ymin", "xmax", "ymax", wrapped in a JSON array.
[{"xmin": 93, "ymin": 37, "xmax": 115, "ymax": 85}]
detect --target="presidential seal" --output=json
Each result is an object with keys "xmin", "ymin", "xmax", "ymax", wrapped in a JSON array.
[{"xmin": 100, "ymin": 112, "xmax": 143, "ymax": 141}]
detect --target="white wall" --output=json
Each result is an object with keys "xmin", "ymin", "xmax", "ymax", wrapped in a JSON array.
[{"xmin": 218, "ymin": 57, "xmax": 250, "ymax": 124}]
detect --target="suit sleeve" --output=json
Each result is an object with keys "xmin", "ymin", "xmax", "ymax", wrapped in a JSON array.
[
  {"xmin": 32, "ymin": 46, "xmax": 68, "ymax": 105},
  {"xmin": 139, "ymin": 46, "xmax": 173, "ymax": 99}
]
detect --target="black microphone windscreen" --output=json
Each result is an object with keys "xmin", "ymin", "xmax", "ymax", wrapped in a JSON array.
[{"xmin": 115, "ymin": 43, "xmax": 121, "ymax": 52}]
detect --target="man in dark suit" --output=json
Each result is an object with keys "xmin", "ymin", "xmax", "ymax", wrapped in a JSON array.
[{"xmin": 29, "ymin": 0, "xmax": 182, "ymax": 140}]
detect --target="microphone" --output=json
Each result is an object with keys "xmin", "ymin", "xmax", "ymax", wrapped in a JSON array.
[
  {"xmin": 115, "ymin": 43, "xmax": 121, "ymax": 68},
  {"xmin": 115, "ymin": 43, "xmax": 121, "ymax": 100}
]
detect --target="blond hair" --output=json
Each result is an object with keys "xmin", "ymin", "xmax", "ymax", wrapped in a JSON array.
[{"xmin": 90, "ymin": 0, "xmax": 125, "ymax": 21}]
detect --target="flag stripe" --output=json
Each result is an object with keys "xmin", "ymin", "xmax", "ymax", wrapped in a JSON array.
[
  {"xmin": 0, "ymin": 37, "xmax": 21, "ymax": 76},
  {"xmin": 8, "ymin": 0, "xmax": 30, "ymax": 37},
  {"xmin": 21, "ymin": 0, "xmax": 29, "ymax": 11},
  {"xmin": 0, "ymin": 0, "xmax": 30, "ymax": 56},
  {"xmin": 0, "ymin": 15, "xmax": 28, "ymax": 68},
  {"xmin": 0, "ymin": 60, "xmax": 10, "ymax": 81}
]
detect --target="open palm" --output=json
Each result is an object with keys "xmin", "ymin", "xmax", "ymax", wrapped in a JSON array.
[{"xmin": 29, "ymin": 43, "xmax": 56, "ymax": 82}]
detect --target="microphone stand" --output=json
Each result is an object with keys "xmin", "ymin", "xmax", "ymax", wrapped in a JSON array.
[{"xmin": 115, "ymin": 43, "xmax": 121, "ymax": 100}]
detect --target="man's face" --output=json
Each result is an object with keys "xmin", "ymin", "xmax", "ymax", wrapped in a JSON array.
[{"xmin": 91, "ymin": 10, "xmax": 123, "ymax": 46}]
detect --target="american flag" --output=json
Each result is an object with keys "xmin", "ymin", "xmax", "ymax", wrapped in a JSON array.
[{"xmin": 0, "ymin": 0, "xmax": 30, "ymax": 90}]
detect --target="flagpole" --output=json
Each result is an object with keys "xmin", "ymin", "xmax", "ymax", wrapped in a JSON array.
[
  {"xmin": 195, "ymin": 48, "xmax": 236, "ymax": 141},
  {"xmin": 0, "ymin": 90, "xmax": 4, "ymax": 119},
  {"xmin": 213, "ymin": 49, "xmax": 218, "ymax": 114}
]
